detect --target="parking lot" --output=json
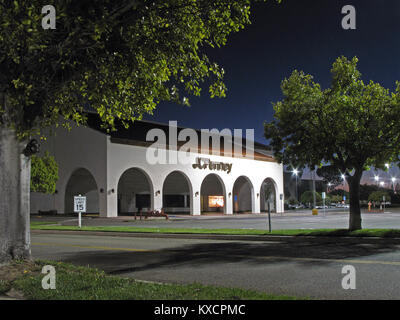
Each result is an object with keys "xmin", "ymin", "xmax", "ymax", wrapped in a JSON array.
[{"xmin": 32, "ymin": 207, "xmax": 400, "ymax": 231}]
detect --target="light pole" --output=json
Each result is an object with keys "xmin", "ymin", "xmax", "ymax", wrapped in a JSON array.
[
  {"xmin": 341, "ymin": 174, "xmax": 346, "ymax": 203},
  {"xmin": 292, "ymin": 169, "xmax": 299, "ymax": 202},
  {"xmin": 374, "ymin": 175, "xmax": 380, "ymax": 187},
  {"xmin": 312, "ymin": 169, "xmax": 316, "ymax": 209}
]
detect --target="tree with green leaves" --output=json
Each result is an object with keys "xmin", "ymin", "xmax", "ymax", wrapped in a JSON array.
[
  {"xmin": 0, "ymin": 0, "xmax": 280, "ymax": 262},
  {"xmin": 31, "ymin": 152, "xmax": 58, "ymax": 194},
  {"xmin": 300, "ymin": 191, "xmax": 322, "ymax": 205},
  {"xmin": 368, "ymin": 191, "xmax": 390, "ymax": 204},
  {"xmin": 264, "ymin": 56, "xmax": 400, "ymax": 230}
]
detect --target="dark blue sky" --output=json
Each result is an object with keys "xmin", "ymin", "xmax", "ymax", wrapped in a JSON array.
[{"xmin": 144, "ymin": 0, "xmax": 400, "ymax": 147}]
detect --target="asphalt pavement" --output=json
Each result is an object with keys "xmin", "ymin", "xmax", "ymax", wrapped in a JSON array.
[
  {"xmin": 31, "ymin": 231, "xmax": 400, "ymax": 299},
  {"xmin": 32, "ymin": 208, "xmax": 400, "ymax": 230}
]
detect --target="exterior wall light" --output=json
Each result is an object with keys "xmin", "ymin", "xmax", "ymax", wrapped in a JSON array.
[
  {"xmin": 257, "ymin": 193, "xmax": 260, "ymax": 198},
  {"xmin": 195, "ymin": 191, "xmax": 199, "ymax": 197},
  {"xmin": 155, "ymin": 190, "xmax": 160, "ymax": 196},
  {"xmin": 228, "ymin": 192, "xmax": 232, "ymax": 197}
]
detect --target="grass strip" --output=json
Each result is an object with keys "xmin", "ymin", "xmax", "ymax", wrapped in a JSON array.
[
  {"xmin": 10, "ymin": 260, "xmax": 300, "ymax": 300},
  {"xmin": 31, "ymin": 224, "xmax": 400, "ymax": 238},
  {"xmin": 0, "ymin": 280, "xmax": 11, "ymax": 295}
]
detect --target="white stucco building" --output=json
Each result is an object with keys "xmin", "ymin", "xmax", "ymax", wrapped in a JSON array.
[{"xmin": 31, "ymin": 113, "xmax": 284, "ymax": 217}]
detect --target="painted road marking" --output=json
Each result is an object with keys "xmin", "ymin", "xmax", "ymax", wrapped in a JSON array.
[
  {"xmin": 32, "ymin": 242, "xmax": 157, "ymax": 252},
  {"xmin": 235, "ymin": 255, "xmax": 400, "ymax": 266}
]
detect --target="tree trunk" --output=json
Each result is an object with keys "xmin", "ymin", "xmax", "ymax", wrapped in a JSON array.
[
  {"xmin": 348, "ymin": 169, "xmax": 363, "ymax": 231},
  {"xmin": 0, "ymin": 126, "xmax": 31, "ymax": 264}
]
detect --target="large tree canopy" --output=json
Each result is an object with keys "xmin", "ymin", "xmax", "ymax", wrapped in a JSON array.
[
  {"xmin": 0, "ymin": 0, "xmax": 281, "ymax": 263},
  {"xmin": 0, "ymin": 0, "xmax": 278, "ymax": 137},
  {"xmin": 264, "ymin": 56, "xmax": 400, "ymax": 230}
]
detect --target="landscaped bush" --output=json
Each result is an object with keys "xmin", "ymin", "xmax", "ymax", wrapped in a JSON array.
[
  {"xmin": 368, "ymin": 191, "xmax": 390, "ymax": 203},
  {"xmin": 300, "ymin": 191, "xmax": 322, "ymax": 205}
]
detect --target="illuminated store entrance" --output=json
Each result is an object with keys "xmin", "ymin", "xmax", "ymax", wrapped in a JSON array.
[{"xmin": 200, "ymin": 174, "xmax": 226, "ymax": 214}]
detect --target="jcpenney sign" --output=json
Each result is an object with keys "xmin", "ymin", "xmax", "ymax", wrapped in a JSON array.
[{"xmin": 192, "ymin": 157, "xmax": 232, "ymax": 174}]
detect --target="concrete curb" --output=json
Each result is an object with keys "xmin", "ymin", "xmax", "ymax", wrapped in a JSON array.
[{"xmin": 31, "ymin": 229, "xmax": 400, "ymax": 245}]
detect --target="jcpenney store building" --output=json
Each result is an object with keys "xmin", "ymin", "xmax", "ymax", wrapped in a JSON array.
[{"xmin": 31, "ymin": 113, "xmax": 284, "ymax": 217}]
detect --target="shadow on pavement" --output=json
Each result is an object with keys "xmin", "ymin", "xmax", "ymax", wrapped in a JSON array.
[{"xmin": 56, "ymin": 239, "xmax": 400, "ymax": 275}]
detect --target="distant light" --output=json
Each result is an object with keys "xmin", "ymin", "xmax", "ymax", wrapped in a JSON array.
[
  {"xmin": 374, "ymin": 176, "xmax": 380, "ymax": 182},
  {"xmin": 328, "ymin": 183, "xmax": 332, "ymax": 187},
  {"xmin": 380, "ymin": 181, "xmax": 385, "ymax": 186},
  {"xmin": 392, "ymin": 177, "xmax": 397, "ymax": 183},
  {"xmin": 385, "ymin": 163, "xmax": 390, "ymax": 169},
  {"xmin": 292, "ymin": 169, "xmax": 299, "ymax": 176},
  {"xmin": 341, "ymin": 174, "xmax": 345, "ymax": 180}
]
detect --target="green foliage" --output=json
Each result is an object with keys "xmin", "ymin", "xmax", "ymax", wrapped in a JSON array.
[
  {"xmin": 300, "ymin": 191, "xmax": 322, "ymax": 204},
  {"xmin": 368, "ymin": 191, "xmax": 390, "ymax": 203},
  {"xmin": 265, "ymin": 56, "xmax": 400, "ymax": 175},
  {"xmin": 0, "ymin": 280, "xmax": 10, "ymax": 294},
  {"xmin": 14, "ymin": 260, "xmax": 298, "ymax": 300},
  {"xmin": 286, "ymin": 197, "xmax": 299, "ymax": 205},
  {"xmin": 264, "ymin": 56, "xmax": 400, "ymax": 229},
  {"xmin": 30, "ymin": 151, "xmax": 58, "ymax": 194},
  {"xmin": 329, "ymin": 194, "xmax": 342, "ymax": 203},
  {"xmin": 0, "ymin": 0, "xmax": 280, "ymax": 138},
  {"xmin": 359, "ymin": 184, "xmax": 379, "ymax": 201}
]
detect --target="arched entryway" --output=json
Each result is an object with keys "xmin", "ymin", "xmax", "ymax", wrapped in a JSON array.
[
  {"xmin": 117, "ymin": 168, "xmax": 153, "ymax": 216},
  {"xmin": 162, "ymin": 171, "xmax": 193, "ymax": 215},
  {"xmin": 200, "ymin": 173, "xmax": 226, "ymax": 214},
  {"xmin": 260, "ymin": 178, "xmax": 277, "ymax": 213},
  {"xmin": 64, "ymin": 168, "xmax": 99, "ymax": 214},
  {"xmin": 232, "ymin": 176, "xmax": 254, "ymax": 214}
]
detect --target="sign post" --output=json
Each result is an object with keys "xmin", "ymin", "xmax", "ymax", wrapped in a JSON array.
[
  {"xmin": 322, "ymin": 192, "xmax": 326, "ymax": 217},
  {"xmin": 267, "ymin": 201, "xmax": 272, "ymax": 233},
  {"xmin": 383, "ymin": 195, "xmax": 386, "ymax": 213},
  {"xmin": 74, "ymin": 195, "xmax": 86, "ymax": 228}
]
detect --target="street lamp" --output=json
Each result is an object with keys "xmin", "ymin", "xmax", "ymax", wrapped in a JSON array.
[{"xmin": 341, "ymin": 174, "xmax": 346, "ymax": 203}]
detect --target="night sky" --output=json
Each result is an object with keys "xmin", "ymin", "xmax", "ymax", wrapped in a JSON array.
[{"xmin": 144, "ymin": 0, "xmax": 400, "ymax": 184}]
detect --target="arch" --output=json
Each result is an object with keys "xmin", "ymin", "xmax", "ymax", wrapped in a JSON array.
[
  {"xmin": 232, "ymin": 176, "xmax": 255, "ymax": 214},
  {"xmin": 117, "ymin": 167, "xmax": 154, "ymax": 216},
  {"xmin": 64, "ymin": 167, "xmax": 99, "ymax": 214},
  {"xmin": 162, "ymin": 170, "xmax": 193, "ymax": 215},
  {"xmin": 200, "ymin": 173, "xmax": 227, "ymax": 214},
  {"xmin": 260, "ymin": 177, "xmax": 278, "ymax": 213}
]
